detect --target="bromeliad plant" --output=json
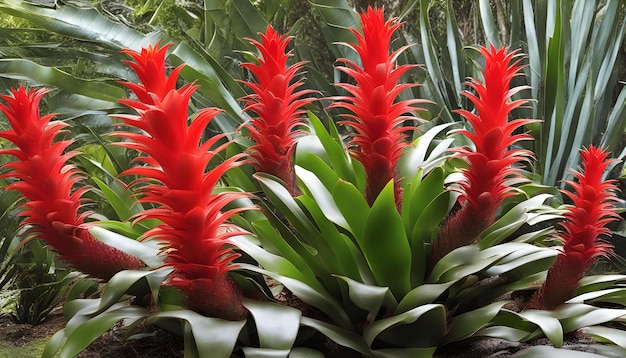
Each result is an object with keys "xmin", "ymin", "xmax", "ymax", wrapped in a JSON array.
[
  {"xmin": 240, "ymin": 24, "xmax": 315, "ymax": 195},
  {"xmin": 1, "ymin": 4, "xmax": 626, "ymax": 358},
  {"xmin": 0, "ymin": 86, "xmax": 144, "ymax": 280}
]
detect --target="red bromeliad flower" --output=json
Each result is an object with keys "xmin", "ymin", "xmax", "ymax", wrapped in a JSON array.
[
  {"xmin": 529, "ymin": 146, "xmax": 620, "ymax": 310},
  {"xmin": 240, "ymin": 25, "xmax": 315, "ymax": 195},
  {"xmin": 114, "ymin": 44, "xmax": 251, "ymax": 320},
  {"xmin": 0, "ymin": 86, "xmax": 143, "ymax": 280},
  {"xmin": 331, "ymin": 7, "xmax": 427, "ymax": 207},
  {"xmin": 430, "ymin": 45, "xmax": 535, "ymax": 268}
]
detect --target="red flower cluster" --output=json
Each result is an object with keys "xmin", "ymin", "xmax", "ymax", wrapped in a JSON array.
[
  {"xmin": 114, "ymin": 43, "xmax": 250, "ymax": 320},
  {"xmin": 430, "ymin": 46, "xmax": 534, "ymax": 267},
  {"xmin": 240, "ymin": 25, "xmax": 314, "ymax": 195},
  {"xmin": 529, "ymin": 146, "xmax": 619, "ymax": 310},
  {"xmin": 331, "ymin": 7, "xmax": 426, "ymax": 207},
  {"xmin": 0, "ymin": 86, "xmax": 143, "ymax": 280}
]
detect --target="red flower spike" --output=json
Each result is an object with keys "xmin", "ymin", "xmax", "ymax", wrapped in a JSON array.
[
  {"xmin": 240, "ymin": 25, "xmax": 315, "ymax": 195},
  {"xmin": 429, "ymin": 46, "xmax": 536, "ymax": 269},
  {"xmin": 0, "ymin": 85, "xmax": 144, "ymax": 280},
  {"xmin": 114, "ymin": 44, "xmax": 251, "ymax": 320},
  {"xmin": 330, "ymin": 7, "xmax": 427, "ymax": 207},
  {"xmin": 529, "ymin": 146, "xmax": 620, "ymax": 310}
]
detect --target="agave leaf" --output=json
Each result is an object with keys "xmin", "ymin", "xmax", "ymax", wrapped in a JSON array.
[
  {"xmin": 0, "ymin": 59, "xmax": 123, "ymax": 105},
  {"xmin": 243, "ymin": 299, "xmax": 301, "ymax": 350},
  {"xmin": 362, "ymin": 181, "xmax": 412, "ymax": 298},
  {"xmin": 477, "ymin": 0, "xmax": 501, "ymax": 47},
  {"xmin": 148, "ymin": 309, "xmax": 245, "ymax": 358}
]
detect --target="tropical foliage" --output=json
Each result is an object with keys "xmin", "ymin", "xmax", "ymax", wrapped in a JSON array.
[{"xmin": 0, "ymin": 1, "xmax": 625, "ymax": 357}]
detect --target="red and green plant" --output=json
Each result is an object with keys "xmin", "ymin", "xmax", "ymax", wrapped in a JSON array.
[
  {"xmin": 331, "ymin": 6, "xmax": 427, "ymax": 207},
  {"xmin": 240, "ymin": 25, "xmax": 315, "ymax": 195},
  {"xmin": 0, "ymin": 85, "xmax": 143, "ymax": 280},
  {"xmin": 1, "ymin": 3, "xmax": 626, "ymax": 358},
  {"xmin": 113, "ymin": 43, "xmax": 251, "ymax": 320},
  {"xmin": 529, "ymin": 145, "xmax": 620, "ymax": 310}
]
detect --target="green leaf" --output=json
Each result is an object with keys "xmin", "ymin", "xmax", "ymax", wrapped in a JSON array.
[
  {"xmin": 238, "ymin": 263, "xmax": 351, "ymax": 328},
  {"xmin": 296, "ymin": 166, "xmax": 349, "ymax": 231},
  {"xmin": 332, "ymin": 179, "xmax": 370, "ymax": 239},
  {"xmin": 334, "ymin": 275, "xmax": 396, "ymax": 321},
  {"xmin": 362, "ymin": 181, "xmax": 412, "ymax": 298},
  {"xmin": 517, "ymin": 310, "xmax": 563, "ymax": 347},
  {"xmin": 91, "ymin": 177, "xmax": 141, "ymax": 222},
  {"xmin": 243, "ymin": 300, "xmax": 301, "ymax": 350},
  {"xmin": 148, "ymin": 310, "xmax": 245, "ymax": 358},
  {"xmin": 60, "ymin": 306, "xmax": 147, "ymax": 358},
  {"xmin": 558, "ymin": 304, "xmax": 626, "ymax": 333},
  {"xmin": 478, "ymin": 0, "xmax": 501, "ymax": 47},
  {"xmin": 581, "ymin": 326, "xmax": 626, "ymax": 348},
  {"xmin": 364, "ymin": 304, "xmax": 447, "ymax": 348},
  {"xmin": 373, "ymin": 347, "xmax": 437, "ymax": 358},
  {"xmin": 443, "ymin": 301, "xmax": 507, "ymax": 344},
  {"xmin": 300, "ymin": 317, "xmax": 371, "ymax": 355},
  {"xmin": 395, "ymin": 281, "xmax": 458, "ymax": 314}
]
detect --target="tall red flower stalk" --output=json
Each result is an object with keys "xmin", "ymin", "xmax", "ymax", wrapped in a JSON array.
[
  {"xmin": 429, "ymin": 46, "xmax": 535, "ymax": 269},
  {"xmin": 331, "ymin": 7, "xmax": 427, "ymax": 207},
  {"xmin": 113, "ymin": 43, "xmax": 250, "ymax": 320},
  {"xmin": 0, "ymin": 86, "xmax": 144, "ymax": 280},
  {"xmin": 529, "ymin": 146, "xmax": 620, "ymax": 310},
  {"xmin": 240, "ymin": 25, "xmax": 315, "ymax": 195}
]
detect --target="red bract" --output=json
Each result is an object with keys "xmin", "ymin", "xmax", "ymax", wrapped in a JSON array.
[
  {"xmin": 240, "ymin": 25, "xmax": 315, "ymax": 195},
  {"xmin": 114, "ymin": 44, "xmax": 250, "ymax": 320},
  {"xmin": 430, "ymin": 45, "xmax": 535, "ymax": 267},
  {"xmin": 0, "ymin": 86, "xmax": 143, "ymax": 280},
  {"xmin": 529, "ymin": 146, "xmax": 620, "ymax": 310},
  {"xmin": 331, "ymin": 7, "xmax": 426, "ymax": 207}
]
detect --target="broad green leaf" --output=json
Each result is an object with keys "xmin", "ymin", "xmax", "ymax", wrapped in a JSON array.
[
  {"xmin": 333, "ymin": 179, "xmax": 370, "ymax": 239},
  {"xmin": 148, "ymin": 310, "xmax": 245, "ymax": 358},
  {"xmin": 362, "ymin": 181, "xmax": 412, "ymax": 298},
  {"xmin": 60, "ymin": 306, "xmax": 147, "ymax": 358},
  {"xmin": 296, "ymin": 166, "xmax": 349, "ymax": 231},
  {"xmin": 558, "ymin": 304, "xmax": 626, "ymax": 333},
  {"xmin": 576, "ymin": 275, "xmax": 626, "ymax": 295},
  {"xmin": 517, "ymin": 310, "xmax": 563, "ymax": 347},
  {"xmin": 334, "ymin": 275, "xmax": 396, "ymax": 321},
  {"xmin": 364, "ymin": 304, "xmax": 446, "ymax": 348},
  {"xmin": 478, "ymin": 0, "xmax": 500, "ymax": 47},
  {"xmin": 395, "ymin": 281, "xmax": 458, "ymax": 314},
  {"xmin": 243, "ymin": 300, "xmax": 301, "ymax": 350},
  {"xmin": 92, "ymin": 268, "xmax": 171, "ymax": 315},
  {"xmin": 240, "ymin": 348, "xmax": 291, "ymax": 358},
  {"xmin": 0, "ymin": 59, "xmax": 123, "ymax": 104},
  {"xmin": 581, "ymin": 326, "xmax": 626, "ymax": 348},
  {"xmin": 443, "ymin": 301, "xmax": 507, "ymax": 344},
  {"xmin": 300, "ymin": 317, "xmax": 371, "ymax": 355},
  {"xmin": 238, "ymin": 263, "xmax": 351, "ymax": 328}
]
